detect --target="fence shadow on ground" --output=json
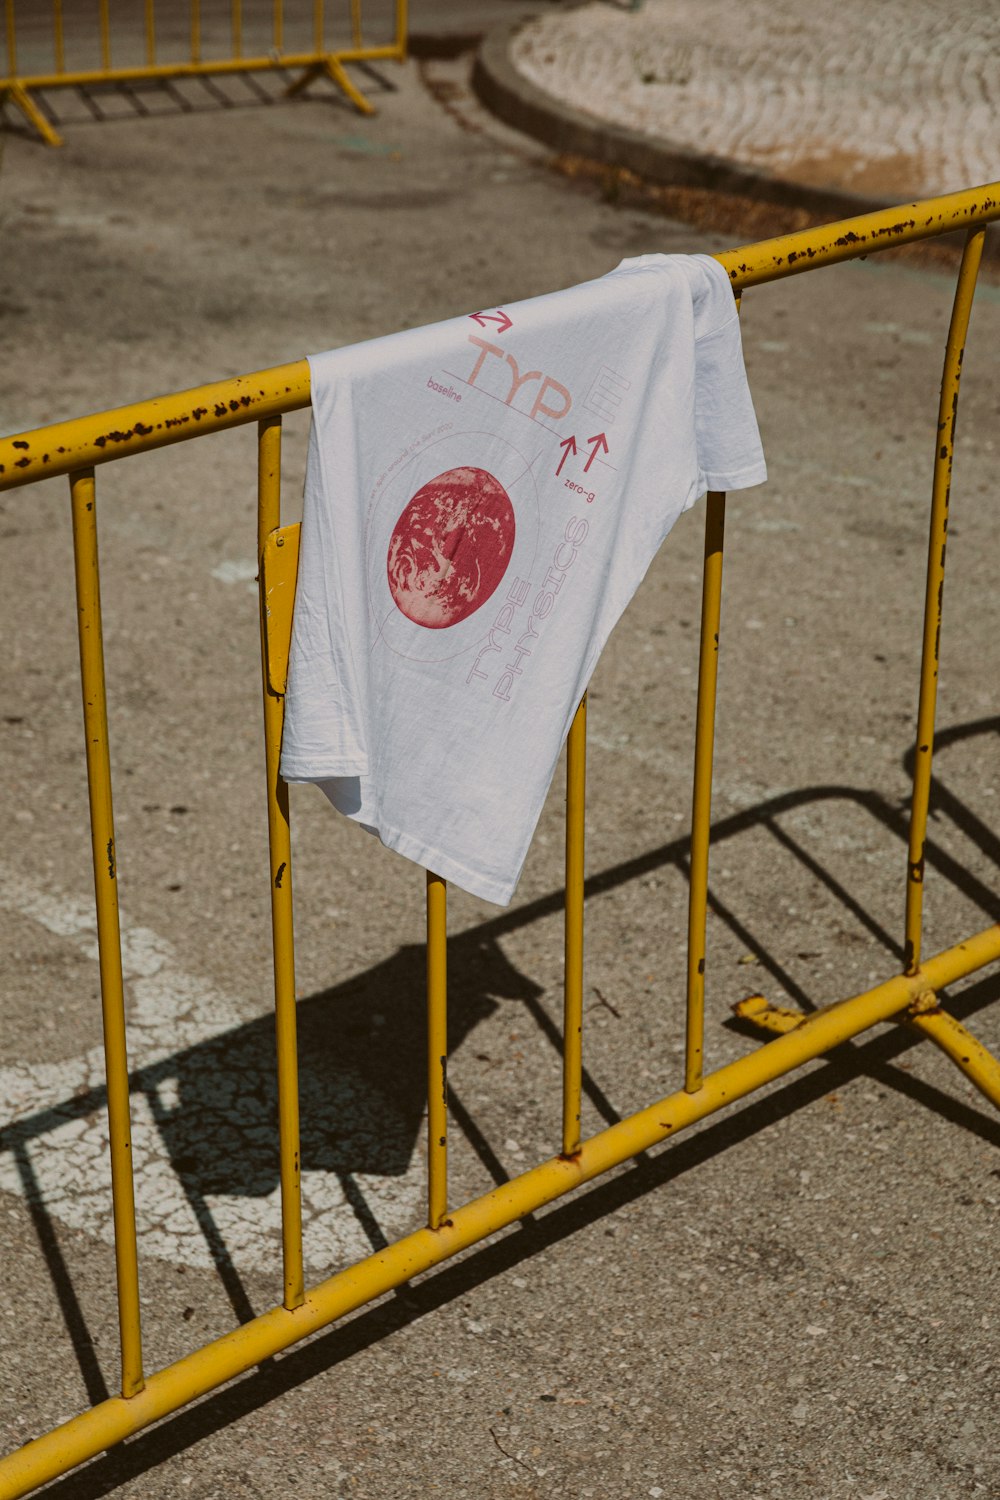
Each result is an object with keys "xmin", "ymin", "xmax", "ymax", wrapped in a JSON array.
[
  {"xmin": 0, "ymin": 63, "xmax": 397, "ymax": 141},
  {"xmin": 4, "ymin": 717, "xmax": 999, "ymax": 1496}
]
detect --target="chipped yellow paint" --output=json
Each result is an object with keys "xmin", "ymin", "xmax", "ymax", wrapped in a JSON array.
[{"xmin": 715, "ymin": 182, "xmax": 1000, "ymax": 290}]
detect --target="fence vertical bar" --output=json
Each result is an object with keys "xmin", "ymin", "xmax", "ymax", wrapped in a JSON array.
[
  {"xmin": 562, "ymin": 694, "xmax": 586, "ymax": 1157},
  {"xmin": 69, "ymin": 468, "xmax": 145, "ymax": 1399},
  {"xmin": 903, "ymin": 224, "xmax": 986, "ymax": 973},
  {"xmin": 395, "ymin": 0, "xmax": 407, "ymax": 58},
  {"xmin": 257, "ymin": 417, "xmax": 305, "ymax": 1311},
  {"xmin": 232, "ymin": 0, "xmax": 242, "ymax": 60},
  {"xmin": 53, "ymin": 0, "xmax": 65, "ymax": 72},
  {"xmin": 99, "ymin": 0, "xmax": 110, "ymax": 69},
  {"xmin": 4, "ymin": 0, "xmax": 14, "ymax": 74},
  {"xmin": 144, "ymin": 0, "xmax": 156, "ymax": 66},
  {"xmin": 426, "ymin": 870, "xmax": 448, "ymax": 1229},
  {"xmin": 273, "ymin": 0, "xmax": 283, "ymax": 54},
  {"xmin": 190, "ymin": 0, "xmax": 200, "ymax": 63},
  {"xmin": 685, "ymin": 488, "xmax": 727, "ymax": 1092},
  {"xmin": 350, "ymin": 0, "xmax": 362, "ymax": 49},
  {"xmin": 313, "ymin": 0, "xmax": 323, "ymax": 54}
]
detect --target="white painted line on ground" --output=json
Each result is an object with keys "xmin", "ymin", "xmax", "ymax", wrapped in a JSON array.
[{"xmin": 0, "ymin": 863, "xmax": 422, "ymax": 1273}]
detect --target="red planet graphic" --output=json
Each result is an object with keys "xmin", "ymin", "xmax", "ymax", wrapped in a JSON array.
[{"xmin": 386, "ymin": 466, "xmax": 516, "ymax": 629}]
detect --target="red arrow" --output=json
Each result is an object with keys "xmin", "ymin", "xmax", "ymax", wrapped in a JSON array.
[
  {"xmin": 555, "ymin": 435, "xmax": 577, "ymax": 477},
  {"xmin": 583, "ymin": 432, "xmax": 608, "ymax": 472},
  {"xmin": 470, "ymin": 309, "xmax": 513, "ymax": 333}
]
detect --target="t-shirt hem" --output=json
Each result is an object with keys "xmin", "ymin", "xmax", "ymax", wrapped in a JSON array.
[
  {"xmin": 368, "ymin": 820, "xmax": 518, "ymax": 907},
  {"xmin": 281, "ymin": 757, "xmax": 369, "ymax": 781},
  {"xmin": 700, "ymin": 458, "xmax": 768, "ymax": 492}
]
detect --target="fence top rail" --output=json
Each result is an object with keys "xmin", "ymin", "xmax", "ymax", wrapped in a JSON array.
[
  {"xmin": 1, "ymin": 182, "xmax": 997, "ymax": 495},
  {"xmin": 718, "ymin": 180, "xmax": 999, "ymax": 288}
]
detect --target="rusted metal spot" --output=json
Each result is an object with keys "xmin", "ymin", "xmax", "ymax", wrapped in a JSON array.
[
  {"xmin": 12, "ymin": 440, "xmax": 29, "ymax": 450},
  {"xmin": 908, "ymin": 988, "xmax": 939, "ymax": 1016},
  {"xmin": 134, "ymin": 422, "xmax": 153, "ymax": 437},
  {"xmin": 192, "ymin": 406, "xmax": 208, "ymax": 420},
  {"xmin": 274, "ymin": 861, "xmax": 287, "ymax": 889},
  {"xmin": 214, "ymin": 403, "xmax": 227, "ymax": 417},
  {"xmin": 909, "ymin": 853, "xmax": 925, "ymax": 883},
  {"xmin": 697, "ymin": 957, "xmax": 705, "ymax": 975},
  {"xmin": 14, "ymin": 457, "xmax": 30, "ymax": 468}
]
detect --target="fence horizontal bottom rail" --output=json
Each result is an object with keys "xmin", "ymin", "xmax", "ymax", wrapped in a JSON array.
[
  {"xmin": 4, "ymin": 922, "xmax": 998, "ymax": 1499},
  {"xmin": 0, "ymin": 47, "xmax": 404, "ymax": 92}
]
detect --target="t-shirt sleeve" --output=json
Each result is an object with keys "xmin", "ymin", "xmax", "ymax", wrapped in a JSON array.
[{"xmin": 690, "ymin": 255, "xmax": 768, "ymax": 495}]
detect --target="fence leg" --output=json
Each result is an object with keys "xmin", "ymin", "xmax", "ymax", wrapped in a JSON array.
[
  {"xmin": 285, "ymin": 55, "xmax": 376, "ymax": 115},
  {"xmin": 285, "ymin": 61, "xmax": 323, "ymax": 97},
  {"xmin": 323, "ymin": 55, "xmax": 376, "ymax": 115},
  {"xmin": 1, "ymin": 82, "xmax": 63, "ymax": 146}
]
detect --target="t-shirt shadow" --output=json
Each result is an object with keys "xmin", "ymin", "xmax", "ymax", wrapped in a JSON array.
[{"xmin": 152, "ymin": 931, "xmax": 542, "ymax": 1202}]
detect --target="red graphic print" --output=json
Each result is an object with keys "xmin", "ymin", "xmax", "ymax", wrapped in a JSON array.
[{"xmin": 387, "ymin": 467, "xmax": 516, "ymax": 629}]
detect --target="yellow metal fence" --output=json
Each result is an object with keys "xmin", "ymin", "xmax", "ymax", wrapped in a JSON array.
[
  {"xmin": 1, "ymin": 182, "xmax": 999, "ymax": 1496},
  {"xmin": 0, "ymin": 0, "xmax": 407, "ymax": 145}
]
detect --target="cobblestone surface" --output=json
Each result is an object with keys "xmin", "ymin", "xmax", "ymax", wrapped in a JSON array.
[{"xmin": 511, "ymin": 0, "xmax": 1000, "ymax": 201}]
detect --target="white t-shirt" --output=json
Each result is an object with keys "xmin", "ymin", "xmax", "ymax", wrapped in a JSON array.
[{"xmin": 280, "ymin": 253, "xmax": 766, "ymax": 905}]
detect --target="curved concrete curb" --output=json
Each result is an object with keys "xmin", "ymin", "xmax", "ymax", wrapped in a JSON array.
[{"xmin": 473, "ymin": 19, "xmax": 921, "ymax": 225}]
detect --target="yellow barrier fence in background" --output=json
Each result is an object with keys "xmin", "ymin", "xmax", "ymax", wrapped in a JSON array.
[
  {"xmin": 0, "ymin": 0, "xmax": 407, "ymax": 145},
  {"xmin": 0, "ymin": 182, "xmax": 999, "ymax": 1496}
]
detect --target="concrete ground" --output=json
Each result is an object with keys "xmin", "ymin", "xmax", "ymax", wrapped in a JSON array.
[{"xmin": 2, "ymin": 23, "xmax": 1000, "ymax": 1500}]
